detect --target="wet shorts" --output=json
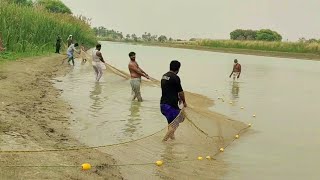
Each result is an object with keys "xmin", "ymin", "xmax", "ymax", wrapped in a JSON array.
[{"xmin": 160, "ymin": 104, "xmax": 182, "ymax": 124}]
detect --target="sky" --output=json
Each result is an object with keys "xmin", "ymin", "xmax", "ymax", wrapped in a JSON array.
[{"xmin": 61, "ymin": 0, "xmax": 320, "ymax": 41}]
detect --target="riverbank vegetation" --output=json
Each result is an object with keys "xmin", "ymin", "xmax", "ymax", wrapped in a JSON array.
[
  {"xmin": 94, "ymin": 26, "xmax": 320, "ymax": 56},
  {"xmin": 0, "ymin": 0, "xmax": 97, "ymax": 60}
]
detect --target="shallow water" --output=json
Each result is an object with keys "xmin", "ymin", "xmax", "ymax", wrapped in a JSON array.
[{"xmin": 56, "ymin": 41, "xmax": 320, "ymax": 179}]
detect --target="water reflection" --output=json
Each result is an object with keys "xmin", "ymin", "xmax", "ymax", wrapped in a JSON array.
[
  {"xmin": 89, "ymin": 82, "xmax": 103, "ymax": 118},
  {"xmin": 231, "ymin": 81, "xmax": 240, "ymax": 100},
  {"xmin": 123, "ymin": 101, "xmax": 142, "ymax": 137}
]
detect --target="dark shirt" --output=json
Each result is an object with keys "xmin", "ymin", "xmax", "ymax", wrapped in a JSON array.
[
  {"xmin": 160, "ymin": 71, "xmax": 183, "ymax": 109},
  {"xmin": 56, "ymin": 37, "xmax": 61, "ymax": 45}
]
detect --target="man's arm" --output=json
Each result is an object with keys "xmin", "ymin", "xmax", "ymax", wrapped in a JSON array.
[
  {"xmin": 73, "ymin": 46, "xmax": 80, "ymax": 54},
  {"xmin": 229, "ymin": 67, "xmax": 234, "ymax": 78},
  {"xmin": 136, "ymin": 63, "xmax": 149, "ymax": 77},
  {"xmin": 178, "ymin": 91, "xmax": 187, "ymax": 108},
  {"xmin": 129, "ymin": 63, "xmax": 149, "ymax": 78},
  {"xmin": 177, "ymin": 77, "xmax": 187, "ymax": 107},
  {"xmin": 96, "ymin": 51, "xmax": 105, "ymax": 63}
]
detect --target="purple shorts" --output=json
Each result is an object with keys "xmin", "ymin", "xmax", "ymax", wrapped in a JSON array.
[{"xmin": 160, "ymin": 104, "xmax": 181, "ymax": 124}]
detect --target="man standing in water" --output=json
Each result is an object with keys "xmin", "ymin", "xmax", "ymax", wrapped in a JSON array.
[
  {"xmin": 160, "ymin": 60, "xmax": 187, "ymax": 141},
  {"xmin": 229, "ymin": 59, "xmax": 241, "ymax": 81},
  {"xmin": 55, "ymin": 35, "xmax": 61, "ymax": 53},
  {"xmin": 67, "ymin": 43, "xmax": 80, "ymax": 66},
  {"xmin": 92, "ymin": 44, "xmax": 106, "ymax": 82},
  {"xmin": 128, "ymin": 52, "xmax": 149, "ymax": 102}
]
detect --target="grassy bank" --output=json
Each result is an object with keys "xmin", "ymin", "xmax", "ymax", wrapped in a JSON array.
[
  {"xmin": 0, "ymin": 0, "xmax": 97, "ymax": 61},
  {"xmin": 100, "ymin": 38, "xmax": 320, "ymax": 60}
]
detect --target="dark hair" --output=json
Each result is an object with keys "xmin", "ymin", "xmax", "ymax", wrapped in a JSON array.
[
  {"xmin": 170, "ymin": 60, "xmax": 181, "ymax": 71},
  {"xmin": 74, "ymin": 43, "xmax": 79, "ymax": 47},
  {"xmin": 96, "ymin": 44, "xmax": 101, "ymax": 49},
  {"xmin": 234, "ymin": 59, "xmax": 238, "ymax": 63},
  {"xmin": 129, "ymin": 52, "xmax": 136, "ymax": 57}
]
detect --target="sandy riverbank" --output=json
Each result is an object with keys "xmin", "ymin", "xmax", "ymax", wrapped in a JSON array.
[{"xmin": 0, "ymin": 55, "xmax": 122, "ymax": 179}]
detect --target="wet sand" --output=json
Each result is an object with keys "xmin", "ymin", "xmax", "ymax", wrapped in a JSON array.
[{"xmin": 0, "ymin": 55, "xmax": 122, "ymax": 179}]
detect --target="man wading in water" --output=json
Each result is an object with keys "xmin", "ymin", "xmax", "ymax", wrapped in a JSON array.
[
  {"xmin": 128, "ymin": 52, "xmax": 149, "ymax": 102},
  {"xmin": 92, "ymin": 44, "xmax": 106, "ymax": 82},
  {"xmin": 229, "ymin": 59, "xmax": 241, "ymax": 81},
  {"xmin": 160, "ymin": 60, "xmax": 187, "ymax": 141},
  {"xmin": 66, "ymin": 43, "xmax": 80, "ymax": 66}
]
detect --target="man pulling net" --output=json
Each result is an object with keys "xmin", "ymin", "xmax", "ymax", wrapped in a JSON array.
[{"xmin": 160, "ymin": 60, "xmax": 187, "ymax": 141}]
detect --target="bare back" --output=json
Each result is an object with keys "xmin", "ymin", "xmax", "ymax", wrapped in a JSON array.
[
  {"xmin": 128, "ymin": 61, "xmax": 141, "ymax": 78},
  {"xmin": 233, "ymin": 63, "xmax": 241, "ymax": 72}
]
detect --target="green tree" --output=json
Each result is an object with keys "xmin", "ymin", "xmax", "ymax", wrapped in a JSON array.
[
  {"xmin": 256, "ymin": 29, "xmax": 282, "ymax": 41},
  {"xmin": 230, "ymin": 29, "xmax": 257, "ymax": 40},
  {"xmin": 158, "ymin": 35, "xmax": 167, "ymax": 42},
  {"xmin": 125, "ymin": 34, "xmax": 131, "ymax": 41},
  {"xmin": 131, "ymin": 34, "xmax": 138, "ymax": 42},
  {"xmin": 37, "ymin": 0, "xmax": 72, "ymax": 14}
]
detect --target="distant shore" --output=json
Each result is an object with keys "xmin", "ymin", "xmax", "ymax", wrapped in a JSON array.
[{"xmin": 101, "ymin": 40, "xmax": 320, "ymax": 61}]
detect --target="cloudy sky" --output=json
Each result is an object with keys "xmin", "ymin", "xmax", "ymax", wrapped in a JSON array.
[{"xmin": 61, "ymin": 0, "xmax": 319, "ymax": 41}]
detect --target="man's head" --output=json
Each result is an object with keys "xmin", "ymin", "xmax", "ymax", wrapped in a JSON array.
[
  {"xmin": 96, "ymin": 44, "xmax": 101, "ymax": 50},
  {"xmin": 74, "ymin": 43, "xmax": 79, "ymax": 47},
  {"xmin": 234, "ymin": 59, "xmax": 238, "ymax": 63},
  {"xmin": 129, "ymin": 52, "xmax": 136, "ymax": 61},
  {"xmin": 170, "ymin": 60, "xmax": 181, "ymax": 74}
]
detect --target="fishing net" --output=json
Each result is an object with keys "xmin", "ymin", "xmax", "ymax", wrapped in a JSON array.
[
  {"xmin": 80, "ymin": 50, "xmax": 249, "ymax": 179},
  {"xmin": 0, "ymin": 51, "xmax": 249, "ymax": 180}
]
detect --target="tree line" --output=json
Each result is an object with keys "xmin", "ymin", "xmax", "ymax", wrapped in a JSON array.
[
  {"xmin": 92, "ymin": 27, "xmax": 175, "ymax": 43},
  {"xmin": 230, "ymin": 29, "xmax": 282, "ymax": 41}
]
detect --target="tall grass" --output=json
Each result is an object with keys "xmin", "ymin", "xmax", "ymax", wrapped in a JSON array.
[
  {"xmin": 183, "ymin": 40, "xmax": 320, "ymax": 54},
  {"xmin": 0, "ymin": 0, "xmax": 97, "ymax": 58}
]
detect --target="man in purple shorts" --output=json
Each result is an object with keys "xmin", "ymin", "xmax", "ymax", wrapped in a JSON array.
[{"xmin": 160, "ymin": 60, "xmax": 187, "ymax": 142}]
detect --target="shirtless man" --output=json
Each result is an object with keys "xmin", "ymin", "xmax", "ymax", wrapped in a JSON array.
[
  {"xmin": 128, "ymin": 52, "xmax": 149, "ymax": 102},
  {"xmin": 229, "ymin": 59, "xmax": 241, "ymax": 81}
]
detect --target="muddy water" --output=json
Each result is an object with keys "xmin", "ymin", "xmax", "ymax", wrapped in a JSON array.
[{"xmin": 56, "ymin": 41, "xmax": 320, "ymax": 180}]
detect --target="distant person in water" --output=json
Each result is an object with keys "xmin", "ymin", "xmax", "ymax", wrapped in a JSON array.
[
  {"xmin": 160, "ymin": 60, "xmax": 187, "ymax": 141},
  {"xmin": 229, "ymin": 59, "xmax": 241, "ymax": 81},
  {"xmin": 128, "ymin": 52, "xmax": 149, "ymax": 102},
  {"xmin": 67, "ymin": 43, "xmax": 80, "ymax": 66},
  {"xmin": 92, "ymin": 44, "xmax": 106, "ymax": 82},
  {"xmin": 55, "ymin": 35, "xmax": 61, "ymax": 53},
  {"xmin": 67, "ymin": 35, "xmax": 73, "ymax": 47},
  {"xmin": 80, "ymin": 43, "xmax": 87, "ymax": 63}
]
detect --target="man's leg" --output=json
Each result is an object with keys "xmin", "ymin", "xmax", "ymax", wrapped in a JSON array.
[
  {"xmin": 162, "ymin": 124, "xmax": 177, "ymax": 141},
  {"xmin": 96, "ymin": 65, "xmax": 103, "ymax": 82},
  {"xmin": 136, "ymin": 79, "xmax": 143, "ymax": 102},
  {"xmin": 67, "ymin": 57, "xmax": 72, "ymax": 65},
  {"xmin": 92, "ymin": 65, "xmax": 99, "ymax": 81},
  {"xmin": 130, "ymin": 80, "xmax": 137, "ymax": 101}
]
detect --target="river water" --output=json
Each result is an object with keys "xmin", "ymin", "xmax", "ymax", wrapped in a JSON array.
[{"xmin": 56, "ymin": 41, "xmax": 320, "ymax": 180}]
